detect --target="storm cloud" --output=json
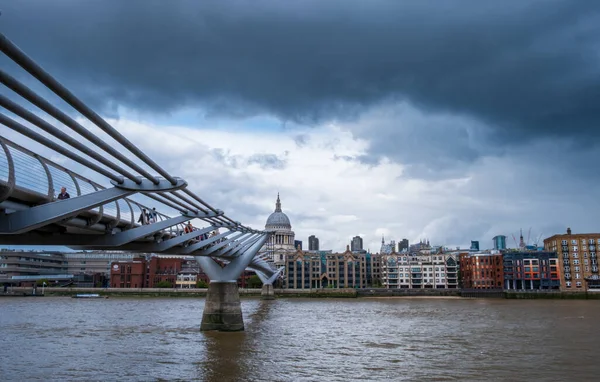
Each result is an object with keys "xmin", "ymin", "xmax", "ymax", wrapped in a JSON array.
[
  {"xmin": 2, "ymin": 1, "xmax": 600, "ymax": 248},
  {"xmin": 2, "ymin": 0, "xmax": 600, "ymax": 147}
]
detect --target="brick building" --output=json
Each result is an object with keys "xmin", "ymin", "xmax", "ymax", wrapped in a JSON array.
[
  {"xmin": 544, "ymin": 228, "xmax": 600, "ymax": 290},
  {"xmin": 459, "ymin": 252, "xmax": 504, "ymax": 290},
  {"xmin": 110, "ymin": 256, "xmax": 183, "ymax": 288}
]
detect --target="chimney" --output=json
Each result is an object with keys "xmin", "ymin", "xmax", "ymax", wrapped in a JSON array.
[{"xmin": 567, "ymin": 227, "xmax": 572, "ymax": 235}]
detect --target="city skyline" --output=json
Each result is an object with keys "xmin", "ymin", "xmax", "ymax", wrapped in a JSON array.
[{"xmin": 2, "ymin": 1, "xmax": 600, "ymax": 252}]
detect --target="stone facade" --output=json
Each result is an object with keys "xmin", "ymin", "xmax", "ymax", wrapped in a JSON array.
[
  {"xmin": 263, "ymin": 194, "xmax": 295, "ymax": 266},
  {"xmin": 284, "ymin": 247, "xmax": 382, "ymax": 289}
]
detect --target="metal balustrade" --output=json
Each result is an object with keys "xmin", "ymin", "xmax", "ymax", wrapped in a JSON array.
[{"xmin": 0, "ymin": 32, "xmax": 281, "ymax": 281}]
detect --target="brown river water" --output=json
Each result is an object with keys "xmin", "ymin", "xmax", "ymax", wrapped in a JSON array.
[{"xmin": 0, "ymin": 297, "xmax": 598, "ymax": 381}]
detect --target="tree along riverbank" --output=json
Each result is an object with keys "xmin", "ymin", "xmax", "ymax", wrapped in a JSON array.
[{"xmin": 4, "ymin": 287, "xmax": 600, "ymax": 299}]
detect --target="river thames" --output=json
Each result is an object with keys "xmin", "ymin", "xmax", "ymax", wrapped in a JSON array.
[{"xmin": 0, "ymin": 297, "xmax": 598, "ymax": 381}]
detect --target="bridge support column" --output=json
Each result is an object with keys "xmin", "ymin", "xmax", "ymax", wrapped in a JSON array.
[
  {"xmin": 261, "ymin": 283, "xmax": 275, "ymax": 300},
  {"xmin": 195, "ymin": 234, "xmax": 269, "ymax": 332},
  {"xmin": 201, "ymin": 281, "xmax": 244, "ymax": 331},
  {"xmin": 256, "ymin": 268, "xmax": 283, "ymax": 300}
]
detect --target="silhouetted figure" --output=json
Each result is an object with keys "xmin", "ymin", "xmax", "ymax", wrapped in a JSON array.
[
  {"xmin": 138, "ymin": 208, "xmax": 149, "ymax": 225},
  {"xmin": 57, "ymin": 187, "xmax": 70, "ymax": 200},
  {"xmin": 149, "ymin": 207, "xmax": 158, "ymax": 224}
]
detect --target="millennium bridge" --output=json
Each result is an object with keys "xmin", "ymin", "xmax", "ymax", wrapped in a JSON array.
[{"xmin": 0, "ymin": 33, "xmax": 281, "ymax": 331}]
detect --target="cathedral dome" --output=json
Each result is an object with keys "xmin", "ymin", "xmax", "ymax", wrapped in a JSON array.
[
  {"xmin": 266, "ymin": 211, "xmax": 291, "ymax": 227},
  {"xmin": 265, "ymin": 194, "xmax": 291, "ymax": 229}
]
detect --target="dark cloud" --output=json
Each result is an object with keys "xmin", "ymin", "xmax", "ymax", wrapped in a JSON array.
[
  {"xmin": 2, "ymin": 0, "xmax": 599, "ymax": 146},
  {"xmin": 3, "ymin": 0, "xmax": 600, "ymax": 182}
]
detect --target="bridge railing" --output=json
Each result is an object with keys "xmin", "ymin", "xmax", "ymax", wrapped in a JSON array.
[{"xmin": 0, "ymin": 32, "xmax": 274, "ymax": 265}]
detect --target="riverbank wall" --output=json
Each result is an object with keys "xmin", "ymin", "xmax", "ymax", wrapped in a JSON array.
[
  {"xmin": 4, "ymin": 287, "xmax": 360, "ymax": 298},
  {"xmin": 505, "ymin": 291, "xmax": 600, "ymax": 299},
  {"xmin": 4, "ymin": 287, "xmax": 600, "ymax": 299}
]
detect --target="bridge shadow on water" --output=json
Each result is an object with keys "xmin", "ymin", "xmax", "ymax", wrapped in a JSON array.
[{"xmin": 194, "ymin": 299, "xmax": 274, "ymax": 382}]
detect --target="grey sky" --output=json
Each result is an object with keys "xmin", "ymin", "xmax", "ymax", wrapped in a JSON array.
[{"xmin": 2, "ymin": 0, "xmax": 599, "ymax": 249}]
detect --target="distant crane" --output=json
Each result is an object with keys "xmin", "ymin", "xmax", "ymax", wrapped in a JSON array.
[
  {"xmin": 534, "ymin": 232, "xmax": 544, "ymax": 247},
  {"xmin": 511, "ymin": 234, "xmax": 519, "ymax": 248},
  {"xmin": 527, "ymin": 227, "xmax": 532, "ymax": 246}
]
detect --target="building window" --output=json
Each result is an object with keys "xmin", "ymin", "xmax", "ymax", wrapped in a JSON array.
[
  {"xmin": 575, "ymin": 273, "xmax": 581, "ymax": 279},
  {"xmin": 566, "ymin": 281, "xmax": 572, "ymax": 287},
  {"xmin": 576, "ymin": 282, "xmax": 582, "ymax": 288}
]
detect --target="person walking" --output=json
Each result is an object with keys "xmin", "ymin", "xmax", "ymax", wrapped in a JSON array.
[
  {"xmin": 138, "ymin": 208, "xmax": 149, "ymax": 225},
  {"xmin": 149, "ymin": 207, "xmax": 158, "ymax": 224}
]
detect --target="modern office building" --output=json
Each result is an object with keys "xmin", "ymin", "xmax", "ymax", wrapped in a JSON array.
[
  {"xmin": 503, "ymin": 251, "xmax": 560, "ymax": 290},
  {"xmin": 398, "ymin": 239, "xmax": 409, "ymax": 252},
  {"xmin": 543, "ymin": 228, "xmax": 600, "ymax": 290},
  {"xmin": 294, "ymin": 240, "xmax": 303, "ymax": 250},
  {"xmin": 351, "ymin": 236, "xmax": 364, "ymax": 252},
  {"xmin": 64, "ymin": 251, "xmax": 136, "ymax": 276},
  {"xmin": 308, "ymin": 235, "xmax": 320, "ymax": 251},
  {"xmin": 381, "ymin": 253, "xmax": 458, "ymax": 289},
  {"xmin": 493, "ymin": 235, "xmax": 507, "ymax": 251},
  {"xmin": 0, "ymin": 250, "xmax": 67, "ymax": 278},
  {"xmin": 459, "ymin": 252, "xmax": 504, "ymax": 289},
  {"xmin": 470, "ymin": 241, "xmax": 480, "ymax": 251}
]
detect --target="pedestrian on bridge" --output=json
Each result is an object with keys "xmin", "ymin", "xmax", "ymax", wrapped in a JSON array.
[
  {"xmin": 57, "ymin": 187, "xmax": 70, "ymax": 200},
  {"xmin": 138, "ymin": 208, "xmax": 149, "ymax": 225},
  {"xmin": 149, "ymin": 207, "xmax": 158, "ymax": 224}
]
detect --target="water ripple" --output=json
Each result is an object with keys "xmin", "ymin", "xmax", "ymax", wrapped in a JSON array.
[{"xmin": 1, "ymin": 297, "xmax": 599, "ymax": 381}]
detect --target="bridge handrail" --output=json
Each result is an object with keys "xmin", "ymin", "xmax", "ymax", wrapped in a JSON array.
[{"xmin": 0, "ymin": 32, "xmax": 261, "ymax": 234}]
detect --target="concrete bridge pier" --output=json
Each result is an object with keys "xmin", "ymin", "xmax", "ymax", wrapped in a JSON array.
[
  {"xmin": 195, "ymin": 234, "xmax": 268, "ymax": 332},
  {"xmin": 257, "ymin": 269, "xmax": 283, "ymax": 300},
  {"xmin": 201, "ymin": 281, "xmax": 244, "ymax": 331},
  {"xmin": 261, "ymin": 283, "xmax": 275, "ymax": 300}
]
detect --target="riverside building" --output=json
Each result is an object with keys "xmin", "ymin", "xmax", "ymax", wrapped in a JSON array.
[
  {"xmin": 503, "ymin": 251, "xmax": 560, "ymax": 290},
  {"xmin": 381, "ymin": 252, "xmax": 459, "ymax": 289},
  {"xmin": 543, "ymin": 228, "xmax": 600, "ymax": 290},
  {"xmin": 459, "ymin": 252, "xmax": 504, "ymax": 289},
  {"xmin": 284, "ymin": 247, "xmax": 382, "ymax": 289}
]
